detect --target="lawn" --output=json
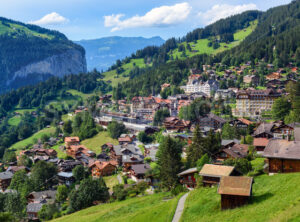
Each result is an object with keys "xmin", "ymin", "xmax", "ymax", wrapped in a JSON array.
[
  {"xmin": 103, "ymin": 175, "xmax": 120, "ymax": 191},
  {"xmin": 81, "ymin": 131, "xmax": 118, "ymax": 154},
  {"xmin": 170, "ymin": 20, "xmax": 257, "ymax": 60},
  {"xmin": 66, "ymin": 89, "xmax": 95, "ymax": 100},
  {"xmin": 8, "ymin": 115, "xmax": 21, "ymax": 126},
  {"xmin": 51, "ymin": 143, "xmax": 67, "ymax": 159},
  {"xmin": 181, "ymin": 172, "xmax": 300, "ymax": 222},
  {"xmin": 51, "ymin": 192, "xmax": 183, "ymax": 222},
  {"xmin": 9, "ymin": 127, "xmax": 55, "ymax": 151}
]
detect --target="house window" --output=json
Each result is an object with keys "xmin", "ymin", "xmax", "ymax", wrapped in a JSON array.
[{"xmin": 188, "ymin": 175, "xmax": 192, "ymax": 181}]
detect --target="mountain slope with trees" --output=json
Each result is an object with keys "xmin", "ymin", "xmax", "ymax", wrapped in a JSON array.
[
  {"xmin": 114, "ymin": 0, "xmax": 300, "ymax": 99},
  {"xmin": 0, "ymin": 17, "xmax": 87, "ymax": 93}
]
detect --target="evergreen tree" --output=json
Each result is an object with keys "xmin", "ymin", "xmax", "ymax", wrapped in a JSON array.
[
  {"xmin": 186, "ymin": 125, "xmax": 204, "ymax": 167},
  {"xmin": 156, "ymin": 136, "xmax": 182, "ymax": 189}
]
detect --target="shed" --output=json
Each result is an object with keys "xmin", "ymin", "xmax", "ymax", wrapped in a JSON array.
[{"xmin": 218, "ymin": 176, "xmax": 253, "ymax": 210}]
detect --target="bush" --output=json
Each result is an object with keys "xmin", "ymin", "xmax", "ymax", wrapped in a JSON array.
[
  {"xmin": 171, "ymin": 184, "xmax": 188, "ymax": 196},
  {"xmin": 224, "ymin": 158, "xmax": 252, "ymax": 174},
  {"xmin": 136, "ymin": 181, "xmax": 149, "ymax": 194},
  {"xmin": 112, "ymin": 184, "xmax": 127, "ymax": 201}
]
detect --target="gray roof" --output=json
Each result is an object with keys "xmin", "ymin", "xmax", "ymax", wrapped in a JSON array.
[
  {"xmin": 0, "ymin": 171, "xmax": 13, "ymax": 180},
  {"xmin": 221, "ymin": 139, "xmax": 240, "ymax": 146},
  {"xmin": 122, "ymin": 154, "xmax": 144, "ymax": 163},
  {"xmin": 27, "ymin": 203, "xmax": 43, "ymax": 213},
  {"xmin": 57, "ymin": 172, "xmax": 73, "ymax": 178},
  {"xmin": 28, "ymin": 190, "xmax": 56, "ymax": 201},
  {"xmin": 263, "ymin": 139, "xmax": 300, "ymax": 160},
  {"xmin": 178, "ymin": 167, "xmax": 198, "ymax": 176},
  {"xmin": 208, "ymin": 113, "xmax": 226, "ymax": 124},
  {"xmin": 252, "ymin": 123, "xmax": 274, "ymax": 137},
  {"xmin": 131, "ymin": 164, "xmax": 151, "ymax": 175},
  {"xmin": 114, "ymin": 144, "xmax": 142, "ymax": 156}
]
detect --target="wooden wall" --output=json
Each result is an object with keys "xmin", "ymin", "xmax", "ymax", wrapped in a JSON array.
[
  {"xmin": 221, "ymin": 194, "xmax": 249, "ymax": 210},
  {"xmin": 269, "ymin": 158, "xmax": 300, "ymax": 173}
]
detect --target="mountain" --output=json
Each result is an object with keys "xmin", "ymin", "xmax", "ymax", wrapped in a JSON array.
[
  {"xmin": 109, "ymin": 1, "xmax": 300, "ymax": 99},
  {"xmin": 76, "ymin": 36, "xmax": 164, "ymax": 71},
  {"xmin": 0, "ymin": 17, "xmax": 87, "ymax": 93}
]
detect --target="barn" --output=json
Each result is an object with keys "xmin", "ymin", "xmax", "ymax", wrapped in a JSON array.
[
  {"xmin": 263, "ymin": 139, "xmax": 300, "ymax": 173},
  {"xmin": 218, "ymin": 176, "xmax": 253, "ymax": 210}
]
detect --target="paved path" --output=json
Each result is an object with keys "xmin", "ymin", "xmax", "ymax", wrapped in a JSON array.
[
  {"xmin": 117, "ymin": 174, "xmax": 123, "ymax": 184},
  {"xmin": 172, "ymin": 192, "xmax": 189, "ymax": 222}
]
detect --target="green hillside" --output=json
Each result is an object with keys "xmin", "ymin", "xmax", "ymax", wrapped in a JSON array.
[
  {"xmin": 51, "ymin": 192, "xmax": 183, "ymax": 222},
  {"xmin": 0, "ymin": 17, "xmax": 85, "ymax": 93},
  {"xmin": 102, "ymin": 20, "xmax": 257, "ymax": 87},
  {"xmin": 181, "ymin": 173, "xmax": 300, "ymax": 222}
]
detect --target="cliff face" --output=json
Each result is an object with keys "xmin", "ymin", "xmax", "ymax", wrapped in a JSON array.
[{"xmin": 8, "ymin": 49, "xmax": 87, "ymax": 86}]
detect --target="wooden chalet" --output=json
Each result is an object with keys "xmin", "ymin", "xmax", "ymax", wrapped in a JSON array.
[
  {"xmin": 89, "ymin": 160, "xmax": 118, "ymax": 177},
  {"xmin": 118, "ymin": 134, "xmax": 135, "ymax": 145},
  {"xmin": 263, "ymin": 140, "xmax": 300, "ymax": 173},
  {"xmin": 252, "ymin": 123, "xmax": 274, "ymax": 138},
  {"xmin": 0, "ymin": 171, "xmax": 13, "ymax": 191},
  {"xmin": 266, "ymin": 72, "xmax": 281, "ymax": 80},
  {"xmin": 199, "ymin": 164, "xmax": 239, "ymax": 187},
  {"xmin": 178, "ymin": 167, "xmax": 198, "ymax": 188},
  {"xmin": 253, "ymin": 138, "xmax": 269, "ymax": 152},
  {"xmin": 66, "ymin": 145, "xmax": 95, "ymax": 159},
  {"xmin": 216, "ymin": 144, "xmax": 249, "ymax": 161},
  {"xmin": 218, "ymin": 176, "xmax": 253, "ymax": 210},
  {"xmin": 130, "ymin": 163, "xmax": 151, "ymax": 182},
  {"xmin": 163, "ymin": 117, "xmax": 191, "ymax": 132},
  {"xmin": 64, "ymin": 137, "xmax": 80, "ymax": 148},
  {"xmin": 57, "ymin": 172, "xmax": 75, "ymax": 186},
  {"xmin": 229, "ymin": 118, "xmax": 253, "ymax": 129},
  {"xmin": 199, "ymin": 113, "xmax": 226, "ymax": 130}
]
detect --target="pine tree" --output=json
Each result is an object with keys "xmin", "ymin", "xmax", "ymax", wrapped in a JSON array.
[
  {"xmin": 157, "ymin": 136, "xmax": 182, "ymax": 190},
  {"xmin": 186, "ymin": 125, "xmax": 204, "ymax": 167}
]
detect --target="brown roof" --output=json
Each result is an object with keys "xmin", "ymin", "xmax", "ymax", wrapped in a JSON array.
[
  {"xmin": 64, "ymin": 137, "xmax": 80, "ymax": 143},
  {"xmin": 218, "ymin": 176, "xmax": 253, "ymax": 196},
  {"xmin": 252, "ymin": 123, "xmax": 274, "ymax": 137},
  {"xmin": 253, "ymin": 138, "xmax": 269, "ymax": 147},
  {"xmin": 263, "ymin": 139, "xmax": 300, "ymax": 160},
  {"xmin": 199, "ymin": 164, "xmax": 235, "ymax": 177},
  {"xmin": 222, "ymin": 144, "xmax": 249, "ymax": 159},
  {"xmin": 89, "ymin": 160, "xmax": 118, "ymax": 169}
]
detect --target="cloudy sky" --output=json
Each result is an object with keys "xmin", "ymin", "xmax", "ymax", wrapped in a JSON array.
[{"xmin": 0, "ymin": 0, "xmax": 292, "ymax": 41}]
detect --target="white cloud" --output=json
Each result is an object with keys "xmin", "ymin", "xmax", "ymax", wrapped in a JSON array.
[
  {"xmin": 29, "ymin": 12, "xmax": 69, "ymax": 26},
  {"xmin": 198, "ymin": 4, "xmax": 258, "ymax": 25},
  {"xmin": 104, "ymin": 2, "xmax": 192, "ymax": 32}
]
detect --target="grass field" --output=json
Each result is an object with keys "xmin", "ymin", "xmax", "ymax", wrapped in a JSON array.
[
  {"xmin": 52, "ymin": 192, "xmax": 183, "ymax": 222},
  {"xmin": 171, "ymin": 20, "xmax": 257, "ymax": 60},
  {"xmin": 181, "ymin": 172, "xmax": 300, "ymax": 222},
  {"xmin": 8, "ymin": 115, "xmax": 21, "ymax": 126},
  {"xmin": 81, "ymin": 131, "xmax": 118, "ymax": 154},
  {"xmin": 103, "ymin": 175, "xmax": 120, "ymax": 191},
  {"xmin": 51, "ymin": 143, "xmax": 67, "ymax": 159},
  {"xmin": 0, "ymin": 20, "xmax": 54, "ymax": 39},
  {"xmin": 9, "ymin": 127, "xmax": 55, "ymax": 151}
]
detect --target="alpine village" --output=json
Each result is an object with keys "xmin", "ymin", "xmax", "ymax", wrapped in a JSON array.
[{"xmin": 2, "ymin": 1, "xmax": 300, "ymax": 222}]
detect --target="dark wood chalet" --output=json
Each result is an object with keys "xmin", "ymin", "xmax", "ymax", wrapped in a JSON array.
[
  {"xmin": 253, "ymin": 138, "xmax": 269, "ymax": 152},
  {"xmin": 199, "ymin": 113, "xmax": 226, "ymax": 130},
  {"xmin": 199, "ymin": 164, "xmax": 239, "ymax": 187},
  {"xmin": 0, "ymin": 171, "xmax": 13, "ymax": 191},
  {"xmin": 218, "ymin": 176, "xmax": 253, "ymax": 210},
  {"xmin": 229, "ymin": 118, "xmax": 253, "ymax": 129},
  {"xmin": 263, "ymin": 140, "xmax": 300, "ymax": 173},
  {"xmin": 178, "ymin": 167, "xmax": 198, "ymax": 188},
  {"xmin": 163, "ymin": 117, "xmax": 191, "ymax": 132}
]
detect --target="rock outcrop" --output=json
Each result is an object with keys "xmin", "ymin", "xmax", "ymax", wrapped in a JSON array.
[{"xmin": 8, "ymin": 49, "xmax": 87, "ymax": 86}]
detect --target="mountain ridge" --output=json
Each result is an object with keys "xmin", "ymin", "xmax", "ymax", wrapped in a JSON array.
[{"xmin": 76, "ymin": 36, "xmax": 164, "ymax": 71}]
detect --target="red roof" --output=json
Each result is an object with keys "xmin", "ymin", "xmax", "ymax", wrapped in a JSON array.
[
  {"xmin": 253, "ymin": 138, "xmax": 269, "ymax": 147},
  {"xmin": 238, "ymin": 118, "xmax": 253, "ymax": 126}
]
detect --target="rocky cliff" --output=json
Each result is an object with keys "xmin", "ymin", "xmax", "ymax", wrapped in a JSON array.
[{"xmin": 8, "ymin": 49, "xmax": 87, "ymax": 86}]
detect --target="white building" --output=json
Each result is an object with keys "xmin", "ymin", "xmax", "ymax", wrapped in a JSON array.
[{"xmin": 181, "ymin": 79, "xmax": 219, "ymax": 97}]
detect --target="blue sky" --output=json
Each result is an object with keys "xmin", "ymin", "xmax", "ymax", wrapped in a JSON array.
[{"xmin": 0, "ymin": 0, "xmax": 292, "ymax": 40}]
